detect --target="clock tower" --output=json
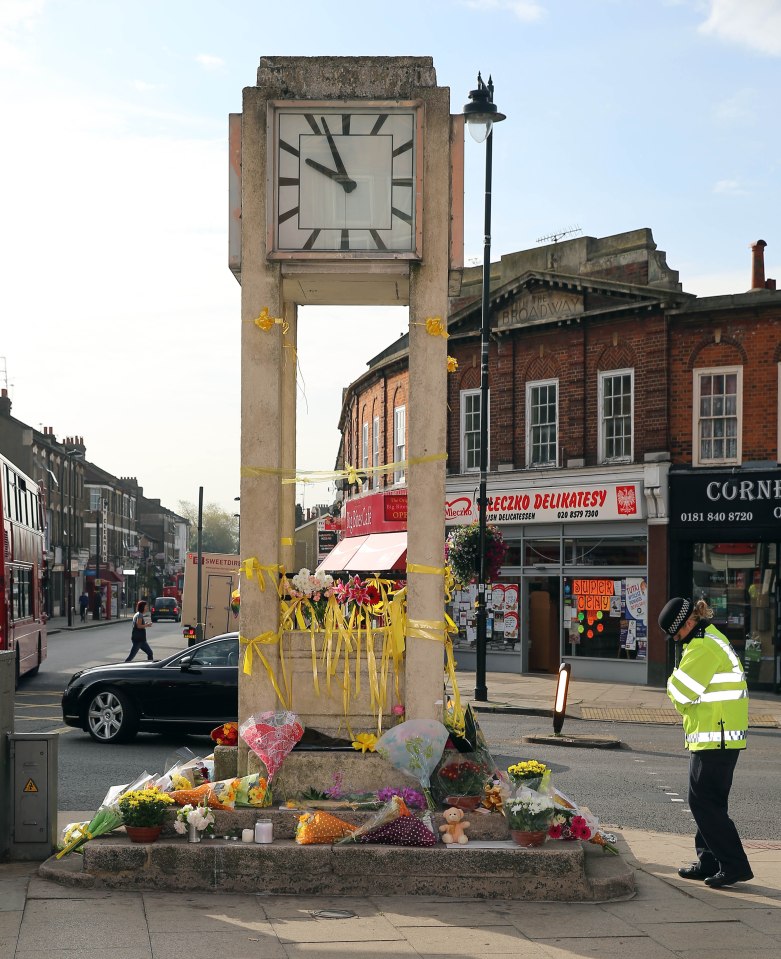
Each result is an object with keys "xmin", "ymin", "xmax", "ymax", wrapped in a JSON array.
[{"xmin": 231, "ymin": 57, "xmax": 462, "ymax": 765}]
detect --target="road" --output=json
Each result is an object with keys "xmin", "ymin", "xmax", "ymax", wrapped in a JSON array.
[{"xmin": 15, "ymin": 621, "xmax": 781, "ymax": 840}]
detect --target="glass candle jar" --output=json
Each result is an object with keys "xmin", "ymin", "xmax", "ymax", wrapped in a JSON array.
[{"xmin": 254, "ymin": 819, "xmax": 273, "ymax": 844}]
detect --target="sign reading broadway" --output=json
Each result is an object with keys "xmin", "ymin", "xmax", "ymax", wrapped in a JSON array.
[{"xmin": 445, "ymin": 481, "xmax": 643, "ymax": 526}]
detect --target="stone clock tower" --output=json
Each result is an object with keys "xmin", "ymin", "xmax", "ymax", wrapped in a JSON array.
[{"xmin": 230, "ymin": 57, "xmax": 462, "ymax": 769}]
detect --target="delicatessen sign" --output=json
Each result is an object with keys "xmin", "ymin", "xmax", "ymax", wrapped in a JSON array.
[{"xmin": 445, "ymin": 481, "xmax": 642, "ymax": 525}]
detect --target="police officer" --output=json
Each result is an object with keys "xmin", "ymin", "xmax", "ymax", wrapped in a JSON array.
[{"xmin": 660, "ymin": 596, "xmax": 753, "ymax": 889}]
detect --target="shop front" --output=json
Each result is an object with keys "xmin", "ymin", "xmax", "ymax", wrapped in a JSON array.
[
  {"xmin": 669, "ymin": 468, "xmax": 781, "ymax": 693},
  {"xmin": 446, "ymin": 472, "xmax": 658, "ymax": 683},
  {"xmin": 317, "ymin": 489, "xmax": 408, "ymax": 574}
]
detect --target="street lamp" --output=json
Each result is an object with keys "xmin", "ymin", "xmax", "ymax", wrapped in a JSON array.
[
  {"xmin": 64, "ymin": 449, "xmax": 82, "ymax": 627},
  {"xmin": 463, "ymin": 73, "xmax": 505, "ymax": 703}
]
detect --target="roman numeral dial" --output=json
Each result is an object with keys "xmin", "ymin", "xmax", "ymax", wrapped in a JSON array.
[{"xmin": 273, "ymin": 105, "xmax": 418, "ymax": 254}]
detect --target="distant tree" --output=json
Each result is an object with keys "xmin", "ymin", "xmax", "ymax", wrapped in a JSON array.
[{"xmin": 177, "ymin": 500, "xmax": 238, "ymax": 554}]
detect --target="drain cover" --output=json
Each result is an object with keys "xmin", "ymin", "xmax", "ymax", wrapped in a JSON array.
[{"xmin": 310, "ymin": 909, "xmax": 357, "ymax": 920}]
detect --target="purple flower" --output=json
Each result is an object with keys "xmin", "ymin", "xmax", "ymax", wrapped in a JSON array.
[{"xmin": 376, "ymin": 786, "xmax": 426, "ymax": 809}]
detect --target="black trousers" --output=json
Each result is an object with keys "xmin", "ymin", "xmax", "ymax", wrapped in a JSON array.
[
  {"xmin": 688, "ymin": 749, "xmax": 750, "ymax": 875},
  {"xmin": 125, "ymin": 639, "xmax": 154, "ymax": 661}
]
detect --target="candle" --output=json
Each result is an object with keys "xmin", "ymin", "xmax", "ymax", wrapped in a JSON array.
[
  {"xmin": 254, "ymin": 819, "xmax": 273, "ymax": 844},
  {"xmin": 241, "ymin": 829, "xmax": 254, "ymax": 843}
]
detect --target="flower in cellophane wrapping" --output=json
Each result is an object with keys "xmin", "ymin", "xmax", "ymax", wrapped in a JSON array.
[{"xmin": 295, "ymin": 811, "xmax": 356, "ymax": 844}]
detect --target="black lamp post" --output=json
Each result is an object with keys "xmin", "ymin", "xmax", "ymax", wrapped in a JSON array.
[
  {"xmin": 463, "ymin": 73, "xmax": 505, "ymax": 703},
  {"xmin": 64, "ymin": 449, "xmax": 82, "ymax": 626}
]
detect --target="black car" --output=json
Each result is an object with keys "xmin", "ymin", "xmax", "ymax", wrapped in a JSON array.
[
  {"xmin": 151, "ymin": 597, "xmax": 181, "ymax": 622},
  {"xmin": 61, "ymin": 633, "xmax": 239, "ymax": 744}
]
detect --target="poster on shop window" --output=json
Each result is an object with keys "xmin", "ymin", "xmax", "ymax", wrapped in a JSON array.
[{"xmin": 621, "ymin": 578, "xmax": 648, "ymax": 659}]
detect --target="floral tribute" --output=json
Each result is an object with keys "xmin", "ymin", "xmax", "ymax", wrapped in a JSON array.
[
  {"xmin": 503, "ymin": 787, "xmax": 556, "ymax": 833},
  {"xmin": 240, "ymin": 710, "xmax": 304, "ymax": 786},
  {"xmin": 210, "ymin": 722, "xmax": 238, "ymax": 747},
  {"xmin": 375, "ymin": 719, "xmax": 449, "ymax": 811},
  {"xmin": 446, "ymin": 522, "xmax": 508, "ymax": 586},
  {"xmin": 437, "ymin": 758, "xmax": 488, "ymax": 797},
  {"xmin": 507, "ymin": 760, "xmax": 550, "ymax": 792},
  {"xmin": 118, "ymin": 788, "xmax": 175, "ymax": 828},
  {"xmin": 173, "ymin": 802, "xmax": 215, "ymax": 837}
]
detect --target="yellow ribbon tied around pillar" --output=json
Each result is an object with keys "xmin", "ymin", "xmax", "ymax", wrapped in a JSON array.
[{"xmin": 239, "ymin": 631, "xmax": 290, "ymax": 708}]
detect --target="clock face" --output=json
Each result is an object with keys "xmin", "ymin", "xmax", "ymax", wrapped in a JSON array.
[{"xmin": 273, "ymin": 106, "xmax": 418, "ymax": 255}]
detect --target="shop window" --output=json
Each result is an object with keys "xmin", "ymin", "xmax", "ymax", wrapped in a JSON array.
[
  {"xmin": 693, "ymin": 366, "xmax": 742, "ymax": 466},
  {"xmin": 361, "ymin": 422, "xmax": 369, "ymax": 474},
  {"xmin": 598, "ymin": 369, "xmax": 633, "ymax": 462},
  {"xmin": 460, "ymin": 388, "xmax": 486, "ymax": 473},
  {"xmin": 524, "ymin": 539, "xmax": 560, "ymax": 565},
  {"xmin": 526, "ymin": 380, "xmax": 558, "ymax": 467},
  {"xmin": 564, "ymin": 576, "xmax": 648, "ymax": 660},
  {"xmin": 503, "ymin": 539, "xmax": 522, "ymax": 567},
  {"xmin": 567, "ymin": 537, "xmax": 647, "ymax": 566},
  {"xmin": 393, "ymin": 406, "xmax": 405, "ymax": 484}
]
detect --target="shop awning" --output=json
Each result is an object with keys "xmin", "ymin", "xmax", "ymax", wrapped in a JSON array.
[
  {"xmin": 318, "ymin": 532, "xmax": 407, "ymax": 573},
  {"xmin": 316, "ymin": 536, "xmax": 368, "ymax": 573},
  {"xmin": 83, "ymin": 568, "xmax": 125, "ymax": 583}
]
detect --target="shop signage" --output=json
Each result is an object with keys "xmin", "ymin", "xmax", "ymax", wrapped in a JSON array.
[
  {"xmin": 496, "ymin": 289, "xmax": 584, "ymax": 332},
  {"xmin": 345, "ymin": 489, "xmax": 407, "ymax": 535},
  {"xmin": 445, "ymin": 481, "xmax": 643, "ymax": 525},
  {"xmin": 671, "ymin": 469, "xmax": 781, "ymax": 530},
  {"xmin": 317, "ymin": 528, "xmax": 339, "ymax": 561}
]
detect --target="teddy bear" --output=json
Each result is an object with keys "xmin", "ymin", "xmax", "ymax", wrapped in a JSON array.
[{"xmin": 439, "ymin": 806, "xmax": 470, "ymax": 845}]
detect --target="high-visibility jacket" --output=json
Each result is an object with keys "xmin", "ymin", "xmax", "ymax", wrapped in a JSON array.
[{"xmin": 666, "ymin": 625, "xmax": 748, "ymax": 751}]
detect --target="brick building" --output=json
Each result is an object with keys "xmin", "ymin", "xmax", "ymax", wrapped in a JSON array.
[{"xmin": 335, "ymin": 229, "xmax": 781, "ymax": 691}]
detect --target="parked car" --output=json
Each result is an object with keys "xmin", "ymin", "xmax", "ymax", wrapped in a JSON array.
[
  {"xmin": 151, "ymin": 596, "xmax": 181, "ymax": 622},
  {"xmin": 61, "ymin": 633, "xmax": 239, "ymax": 743}
]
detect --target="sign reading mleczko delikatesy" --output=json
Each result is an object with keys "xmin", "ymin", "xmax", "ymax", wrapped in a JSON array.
[
  {"xmin": 671, "ymin": 470, "xmax": 781, "ymax": 530},
  {"xmin": 445, "ymin": 482, "xmax": 643, "ymax": 526}
]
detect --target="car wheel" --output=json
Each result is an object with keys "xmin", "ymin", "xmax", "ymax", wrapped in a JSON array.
[{"xmin": 85, "ymin": 688, "xmax": 138, "ymax": 743}]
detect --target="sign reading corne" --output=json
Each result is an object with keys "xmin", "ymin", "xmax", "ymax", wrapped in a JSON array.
[
  {"xmin": 445, "ymin": 482, "xmax": 642, "ymax": 525},
  {"xmin": 671, "ymin": 469, "xmax": 781, "ymax": 530},
  {"xmin": 496, "ymin": 289, "xmax": 584, "ymax": 332}
]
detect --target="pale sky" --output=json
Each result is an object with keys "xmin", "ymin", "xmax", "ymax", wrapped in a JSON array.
[{"xmin": 1, "ymin": 0, "xmax": 779, "ymax": 515}]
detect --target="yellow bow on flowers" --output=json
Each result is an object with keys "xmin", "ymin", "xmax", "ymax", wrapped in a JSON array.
[{"xmin": 425, "ymin": 316, "xmax": 449, "ymax": 338}]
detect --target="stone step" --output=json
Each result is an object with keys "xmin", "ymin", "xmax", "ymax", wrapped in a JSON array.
[{"xmin": 40, "ymin": 809, "xmax": 635, "ymax": 901}]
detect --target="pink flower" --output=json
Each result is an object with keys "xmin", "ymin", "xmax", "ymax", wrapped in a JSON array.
[
  {"xmin": 392, "ymin": 704, "xmax": 405, "ymax": 717},
  {"xmin": 548, "ymin": 823, "xmax": 564, "ymax": 839}
]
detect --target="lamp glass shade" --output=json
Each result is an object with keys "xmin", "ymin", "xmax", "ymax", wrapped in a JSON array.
[{"xmin": 467, "ymin": 118, "xmax": 492, "ymax": 143}]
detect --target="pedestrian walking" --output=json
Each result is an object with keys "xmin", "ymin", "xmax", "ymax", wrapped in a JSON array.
[
  {"xmin": 78, "ymin": 590, "xmax": 89, "ymax": 623},
  {"xmin": 660, "ymin": 596, "xmax": 753, "ymax": 889},
  {"xmin": 126, "ymin": 599, "xmax": 154, "ymax": 662}
]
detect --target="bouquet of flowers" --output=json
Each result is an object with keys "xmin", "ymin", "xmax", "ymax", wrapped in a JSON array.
[
  {"xmin": 230, "ymin": 587, "xmax": 240, "ymax": 619},
  {"xmin": 211, "ymin": 722, "xmax": 239, "ymax": 747},
  {"xmin": 333, "ymin": 575, "xmax": 382, "ymax": 613},
  {"xmin": 376, "ymin": 787, "xmax": 426, "ymax": 810},
  {"xmin": 434, "ymin": 754, "xmax": 489, "ymax": 801},
  {"xmin": 240, "ymin": 710, "xmax": 304, "ymax": 786},
  {"xmin": 173, "ymin": 802, "xmax": 215, "ymax": 837},
  {"xmin": 507, "ymin": 760, "xmax": 550, "ymax": 793},
  {"xmin": 375, "ymin": 719, "xmax": 449, "ymax": 811},
  {"xmin": 548, "ymin": 789, "xmax": 619, "ymax": 854},
  {"xmin": 284, "ymin": 568, "xmax": 335, "ymax": 626},
  {"xmin": 503, "ymin": 786, "xmax": 555, "ymax": 834},
  {"xmin": 118, "ymin": 787, "xmax": 175, "ymax": 827},
  {"xmin": 446, "ymin": 522, "xmax": 507, "ymax": 586}
]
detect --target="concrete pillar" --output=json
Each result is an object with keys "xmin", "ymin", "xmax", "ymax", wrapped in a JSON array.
[
  {"xmin": 280, "ymin": 301, "xmax": 298, "ymax": 576},
  {"xmin": 405, "ymin": 85, "xmax": 451, "ymax": 721}
]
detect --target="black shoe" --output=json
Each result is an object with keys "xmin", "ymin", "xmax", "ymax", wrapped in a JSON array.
[
  {"xmin": 704, "ymin": 868, "xmax": 754, "ymax": 888},
  {"xmin": 678, "ymin": 864, "xmax": 716, "ymax": 881}
]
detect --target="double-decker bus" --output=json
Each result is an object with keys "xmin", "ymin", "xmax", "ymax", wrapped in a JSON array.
[{"xmin": 0, "ymin": 451, "xmax": 47, "ymax": 685}]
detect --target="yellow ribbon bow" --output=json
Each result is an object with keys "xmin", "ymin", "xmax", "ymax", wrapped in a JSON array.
[
  {"xmin": 425, "ymin": 316, "xmax": 449, "ymax": 338},
  {"xmin": 254, "ymin": 306, "xmax": 289, "ymax": 334},
  {"xmin": 447, "ymin": 355, "xmax": 459, "ymax": 373}
]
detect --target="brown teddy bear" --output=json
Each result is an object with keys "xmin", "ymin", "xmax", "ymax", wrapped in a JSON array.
[{"xmin": 439, "ymin": 806, "xmax": 470, "ymax": 845}]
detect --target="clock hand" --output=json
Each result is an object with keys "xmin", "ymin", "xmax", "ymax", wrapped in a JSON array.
[
  {"xmin": 304, "ymin": 157, "xmax": 357, "ymax": 193},
  {"xmin": 321, "ymin": 116, "xmax": 352, "ymax": 180}
]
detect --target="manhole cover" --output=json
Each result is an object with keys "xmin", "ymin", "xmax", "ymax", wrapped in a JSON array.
[{"xmin": 310, "ymin": 909, "xmax": 357, "ymax": 920}]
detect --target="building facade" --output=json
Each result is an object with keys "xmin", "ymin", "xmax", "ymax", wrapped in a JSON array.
[{"xmin": 336, "ymin": 229, "xmax": 781, "ymax": 691}]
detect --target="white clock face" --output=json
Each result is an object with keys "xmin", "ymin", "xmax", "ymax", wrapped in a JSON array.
[{"xmin": 274, "ymin": 107, "xmax": 417, "ymax": 254}]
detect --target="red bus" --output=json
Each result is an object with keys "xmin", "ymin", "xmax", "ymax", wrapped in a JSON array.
[{"xmin": 0, "ymin": 452, "xmax": 47, "ymax": 685}]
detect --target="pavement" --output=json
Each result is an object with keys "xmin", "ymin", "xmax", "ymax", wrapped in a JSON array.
[{"xmin": 3, "ymin": 615, "xmax": 776, "ymax": 958}]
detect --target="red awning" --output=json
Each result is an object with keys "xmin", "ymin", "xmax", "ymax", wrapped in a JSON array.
[
  {"xmin": 316, "ymin": 536, "xmax": 368, "ymax": 573},
  {"xmin": 84, "ymin": 568, "xmax": 125, "ymax": 583},
  {"xmin": 347, "ymin": 532, "xmax": 407, "ymax": 573}
]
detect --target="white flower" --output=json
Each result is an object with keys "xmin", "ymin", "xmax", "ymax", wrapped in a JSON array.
[{"xmin": 173, "ymin": 819, "xmax": 187, "ymax": 834}]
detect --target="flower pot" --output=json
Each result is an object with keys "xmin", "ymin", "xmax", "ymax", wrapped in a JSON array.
[
  {"xmin": 445, "ymin": 795, "xmax": 482, "ymax": 811},
  {"xmin": 510, "ymin": 829, "xmax": 547, "ymax": 847},
  {"xmin": 125, "ymin": 825, "xmax": 163, "ymax": 844},
  {"xmin": 188, "ymin": 822, "xmax": 201, "ymax": 843}
]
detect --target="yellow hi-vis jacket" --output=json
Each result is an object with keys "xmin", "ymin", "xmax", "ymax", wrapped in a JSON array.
[{"xmin": 666, "ymin": 625, "xmax": 748, "ymax": 751}]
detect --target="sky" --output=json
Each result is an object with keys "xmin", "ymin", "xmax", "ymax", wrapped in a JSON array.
[{"xmin": 1, "ymin": 0, "xmax": 780, "ymax": 517}]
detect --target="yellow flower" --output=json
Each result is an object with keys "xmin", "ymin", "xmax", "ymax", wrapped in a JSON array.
[
  {"xmin": 447, "ymin": 355, "xmax": 458, "ymax": 373},
  {"xmin": 351, "ymin": 733, "xmax": 378, "ymax": 754},
  {"xmin": 254, "ymin": 306, "xmax": 277, "ymax": 331},
  {"xmin": 425, "ymin": 316, "xmax": 449, "ymax": 338}
]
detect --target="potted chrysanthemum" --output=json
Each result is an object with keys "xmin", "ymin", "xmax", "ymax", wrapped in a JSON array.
[
  {"xmin": 117, "ymin": 787, "xmax": 174, "ymax": 843},
  {"xmin": 503, "ymin": 786, "xmax": 555, "ymax": 847}
]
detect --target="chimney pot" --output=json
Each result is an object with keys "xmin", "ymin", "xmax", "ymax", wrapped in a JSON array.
[{"xmin": 750, "ymin": 239, "xmax": 767, "ymax": 290}]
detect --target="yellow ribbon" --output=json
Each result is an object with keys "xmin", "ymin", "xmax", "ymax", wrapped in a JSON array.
[
  {"xmin": 241, "ymin": 451, "xmax": 447, "ymax": 485},
  {"xmin": 238, "ymin": 558, "xmax": 281, "ymax": 592},
  {"xmin": 253, "ymin": 306, "xmax": 289, "ymax": 334},
  {"xmin": 424, "ymin": 316, "xmax": 449, "ymax": 338},
  {"xmin": 406, "ymin": 564, "xmax": 446, "ymax": 576},
  {"xmin": 280, "ymin": 537, "xmax": 293, "ymax": 546},
  {"xmin": 239, "ymin": 631, "xmax": 290, "ymax": 707},
  {"xmin": 407, "ymin": 617, "xmax": 465, "ymax": 738}
]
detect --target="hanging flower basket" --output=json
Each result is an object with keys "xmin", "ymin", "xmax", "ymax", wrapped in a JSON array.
[{"xmin": 446, "ymin": 522, "xmax": 508, "ymax": 586}]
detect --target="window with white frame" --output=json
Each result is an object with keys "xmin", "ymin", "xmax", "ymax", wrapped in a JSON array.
[
  {"xmin": 372, "ymin": 415, "xmax": 380, "ymax": 489},
  {"xmin": 526, "ymin": 379, "xmax": 558, "ymax": 467},
  {"xmin": 693, "ymin": 366, "xmax": 742, "ymax": 466},
  {"xmin": 361, "ymin": 422, "xmax": 369, "ymax": 475},
  {"xmin": 599, "ymin": 369, "xmax": 634, "ymax": 462},
  {"xmin": 393, "ymin": 405, "xmax": 406, "ymax": 484},
  {"xmin": 460, "ymin": 388, "xmax": 487, "ymax": 472}
]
